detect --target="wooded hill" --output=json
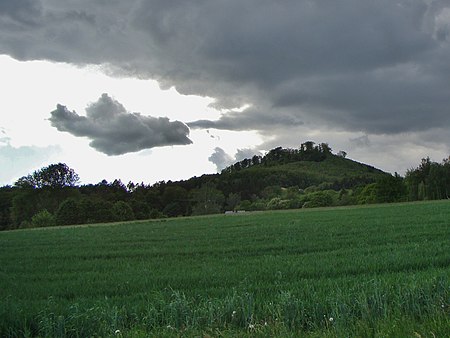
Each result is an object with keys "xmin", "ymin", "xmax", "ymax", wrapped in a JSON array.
[{"xmin": 0, "ymin": 141, "xmax": 440, "ymax": 230}]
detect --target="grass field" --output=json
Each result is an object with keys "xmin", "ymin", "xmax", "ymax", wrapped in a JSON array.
[{"xmin": 0, "ymin": 201, "xmax": 449, "ymax": 337}]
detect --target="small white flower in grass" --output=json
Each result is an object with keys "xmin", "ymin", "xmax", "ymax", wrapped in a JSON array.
[
  {"xmin": 114, "ymin": 329, "xmax": 121, "ymax": 335},
  {"xmin": 248, "ymin": 323, "xmax": 255, "ymax": 330},
  {"xmin": 329, "ymin": 317, "xmax": 334, "ymax": 322},
  {"xmin": 232, "ymin": 310, "xmax": 236, "ymax": 318}
]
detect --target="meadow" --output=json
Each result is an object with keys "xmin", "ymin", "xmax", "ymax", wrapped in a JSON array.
[{"xmin": 0, "ymin": 201, "xmax": 449, "ymax": 337}]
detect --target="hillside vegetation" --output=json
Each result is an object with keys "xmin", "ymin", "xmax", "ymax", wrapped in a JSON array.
[
  {"xmin": 0, "ymin": 201, "xmax": 449, "ymax": 336},
  {"xmin": 218, "ymin": 153, "xmax": 386, "ymax": 197},
  {"xmin": 1, "ymin": 142, "xmax": 392, "ymax": 230},
  {"xmin": 2, "ymin": 141, "xmax": 450, "ymax": 230}
]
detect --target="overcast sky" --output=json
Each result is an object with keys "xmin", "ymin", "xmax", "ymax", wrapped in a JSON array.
[{"xmin": 1, "ymin": 0, "xmax": 450, "ymax": 186}]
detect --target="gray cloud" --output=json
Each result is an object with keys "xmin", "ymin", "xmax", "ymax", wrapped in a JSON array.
[
  {"xmin": 208, "ymin": 147, "xmax": 233, "ymax": 172},
  {"xmin": 208, "ymin": 147, "xmax": 262, "ymax": 172},
  {"xmin": 350, "ymin": 135, "xmax": 371, "ymax": 148},
  {"xmin": 188, "ymin": 106, "xmax": 305, "ymax": 131},
  {"xmin": 0, "ymin": 0, "xmax": 42, "ymax": 27},
  {"xmin": 2, "ymin": 0, "xmax": 450, "ymax": 149},
  {"xmin": 49, "ymin": 93, "xmax": 192, "ymax": 155},
  {"xmin": 235, "ymin": 148, "xmax": 262, "ymax": 162}
]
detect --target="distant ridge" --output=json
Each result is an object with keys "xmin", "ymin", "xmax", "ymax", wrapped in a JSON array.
[{"xmin": 172, "ymin": 142, "xmax": 388, "ymax": 200}]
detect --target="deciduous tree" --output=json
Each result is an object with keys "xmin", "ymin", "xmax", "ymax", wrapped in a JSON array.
[{"xmin": 15, "ymin": 163, "xmax": 79, "ymax": 189}]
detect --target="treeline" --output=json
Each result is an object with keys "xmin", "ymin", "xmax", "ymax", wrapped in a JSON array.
[
  {"xmin": 0, "ymin": 164, "xmax": 227, "ymax": 230},
  {"xmin": 1, "ymin": 143, "xmax": 449, "ymax": 230},
  {"xmin": 222, "ymin": 141, "xmax": 332, "ymax": 174},
  {"xmin": 404, "ymin": 157, "xmax": 450, "ymax": 200}
]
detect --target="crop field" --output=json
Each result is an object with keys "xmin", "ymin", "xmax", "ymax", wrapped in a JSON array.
[{"xmin": 0, "ymin": 201, "xmax": 449, "ymax": 337}]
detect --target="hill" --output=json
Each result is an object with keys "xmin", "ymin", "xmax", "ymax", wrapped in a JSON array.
[
  {"xmin": 1, "ymin": 141, "xmax": 396, "ymax": 229},
  {"xmin": 215, "ymin": 150, "xmax": 387, "ymax": 199},
  {"xmin": 166, "ymin": 142, "xmax": 391, "ymax": 213},
  {"xmin": 172, "ymin": 142, "xmax": 388, "ymax": 197}
]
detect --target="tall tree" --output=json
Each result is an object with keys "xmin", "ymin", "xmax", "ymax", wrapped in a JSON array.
[
  {"xmin": 191, "ymin": 183, "xmax": 225, "ymax": 215},
  {"xmin": 56, "ymin": 199, "xmax": 81, "ymax": 225},
  {"xmin": 375, "ymin": 173, "xmax": 406, "ymax": 203},
  {"xmin": 15, "ymin": 163, "xmax": 79, "ymax": 189}
]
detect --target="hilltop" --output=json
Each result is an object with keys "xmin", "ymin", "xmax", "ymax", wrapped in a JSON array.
[
  {"xmin": 172, "ymin": 142, "xmax": 388, "ymax": 199},
  {"xmin": 216, "ymin": 146, "xmax": 387, "ymax": 198}
]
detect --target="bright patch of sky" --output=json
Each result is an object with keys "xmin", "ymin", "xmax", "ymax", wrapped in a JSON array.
[{"xmin": 0, "ymin": 55, "xmax": 262, "ymax": 185}]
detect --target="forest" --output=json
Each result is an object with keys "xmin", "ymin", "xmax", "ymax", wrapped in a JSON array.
[{"xmin": 1, "ymin": 141, "xmax": 449, "ymax": 230}]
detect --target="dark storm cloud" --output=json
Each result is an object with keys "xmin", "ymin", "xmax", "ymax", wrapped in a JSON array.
[
  {"xmin": 49, "ymin": 94, "xmax": 192, "ymax": 155},
  {"xmin": 2, "ymin": 0, "xmax": 450, "ymax": 137},
  {"xmin": 188, "ymin": 107, "xmax": 304, "ymax": 131},
  {"xmin": 0, "ymin": 0, "xmax": 42, "ymax": 27}
]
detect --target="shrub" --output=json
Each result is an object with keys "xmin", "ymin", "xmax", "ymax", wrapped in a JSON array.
[
  {"xmin": 112, "ymin": 201, "xmax": 135, "ymax": 221},
  {"xmin": 357, "ymin": 183, "xmax": 378, "ymax": 204},
  {"xmin": 79, "ymin": 199, "xmax": 115, "ymax": 224},
  {"xmin": 163, "ymin": 202, "xmax": 185, "ymax": 217},
  {"xmin": 56, "ymin": 199, "xmax": 81, "ymax": 225},
  {"xmin": 266, "ymin": 197, "xmax": 290, "ymax": 210},
  {"xmin": 303, "ymin": 191, "xmax": 334, "ymax": 208},
  {"xmin": 129, "ymin": 200, "xmax": 151, "ymax": 220},
  {"xmin": 237, "ymin": 200, "xmax": 252, "ymax": 210},
  {"xmin": 149, "ymin": 209, "xmax": 165, "ymax": 219},
  {"xmin": 31, "ymin": 209, "xmax": 56, "ymax": 227}
]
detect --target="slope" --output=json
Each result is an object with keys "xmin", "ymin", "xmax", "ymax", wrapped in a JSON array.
[{"xmin": 213, "ymin": 151, "xmax": 389, "ymax": 200}]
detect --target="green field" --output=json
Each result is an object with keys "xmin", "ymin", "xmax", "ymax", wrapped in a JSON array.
[{"xmin": 0, "ymin": 201, "xmax": 449, "ymax": 337}]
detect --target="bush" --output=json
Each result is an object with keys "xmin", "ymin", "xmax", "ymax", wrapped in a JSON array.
[
  {"xmin": 237, "ymin": 200, "xmax": 252, "ymax": 210},
  {"xmin": 304, "ymin": 186, "xmax": 319, "ymax": 194},
  {"xmin": 303, "ymin": 191, "xmax": 334, "ymax": 208},
  {"xmin": 79, "ymin": 199, "xmax": 115, "ymax": 224},
  {"xmin": 31, "ymin": 209, "xmax": 56, "ymax": 227},
  {"xmin": 288, "ymin": 198, "xmax": 303, "ymax": 209},
  {"xmin": 266, "ymin": 197, "xmax": 290, "ymax": 210},
  {"xmin": 112, "ymin": 201, "xmax": 135, "ymax": 221},
  {"xmin": 192, "ymin": 202, "xmax": 221, "ymax": 216},
  {"xmin": 357, "ymin": 183, "xmax": 378, "ymax": 204},
  {"xmin": 129, "ymin": 200, "xmax": 151, "ymax": 220},
  {"xmin": 337, "ymin": 189, "xmax": 354, "ymax": 206},
  {"xmin": 149, "ymin": 209, "xmax": 165, "ymax": 219},
  {"xmin": 163, "ymin": 202, "xmax": 185, "ymax": 217},
  {"xmin": 238, "ymin": 199, "xmax": 266, "ymax": 211},
  {"xmin": 56, "ymin": 199, "xmax": 81, "ymax": 225}
]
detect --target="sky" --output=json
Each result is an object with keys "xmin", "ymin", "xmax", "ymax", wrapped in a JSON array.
[{"xmin": 1, "ymin": 0, "xmax": 450, "ymax": 186}]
